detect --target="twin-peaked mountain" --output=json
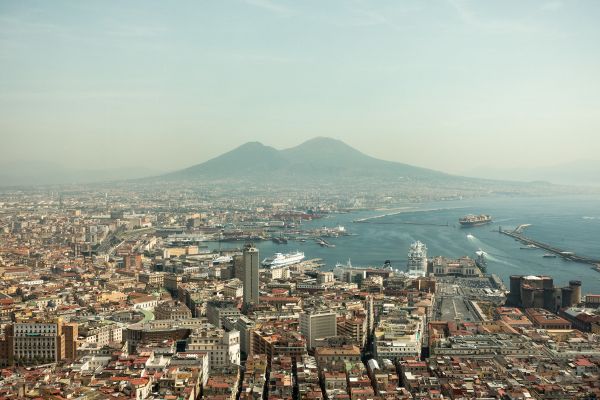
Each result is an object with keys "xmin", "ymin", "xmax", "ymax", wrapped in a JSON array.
[
  {"xmin": 162, "ymin": 137, "xmax": 456, "ymax": 184},
  {"xmin": 0, "ymin": 138, "xmax": 592, "ymax": 190}
]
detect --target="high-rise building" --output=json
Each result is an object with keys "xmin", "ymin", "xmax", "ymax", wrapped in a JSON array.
[
  {"xmin": 407, "ymin": 241, "xmax": 428, "ymax": 277},
  {"xmin": 300, "ymin": 311, "xmax": 337, "ymax": 349},
  {"xmin": 243, "ymin": 245, "xmax": 260, "ymax": 307}
]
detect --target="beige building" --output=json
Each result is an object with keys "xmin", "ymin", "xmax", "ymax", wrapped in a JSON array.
[
  {"xmin": 2, "ymin": 318, "xmax": 78, "ymax": 366},
  {"xmin": 80, "ymin": 320, "xmax": 122, "ymax": 346},
  {"xmin": 224, "ymin": 279, "xmax": 244, "ymax": 299},
  {"xmin": 300, "ymin": 311, "xmax": 337, "ymax": 349},
  {"xmin": 139, "ymin": 272, "xmax": 165, "ymax": 287},
  {"xmin": 431, "ymin": 256, "xmax": 481, "ymax": 277},
  {"xmin": 154, "ymin": 301, "xmax": 192, "ymax": 320},
  {"xmin": 315, "ymin": 345, "xmax": 361, "ymax": 370}
]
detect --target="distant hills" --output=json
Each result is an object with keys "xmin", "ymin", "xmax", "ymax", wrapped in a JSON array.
[
  {"xmin": 1, "ymin": 138, "xmax": 597, "ymax": 190},
  {"xmin": 465, "ymin": 160, "xmax": 600, "ymax": 187},
  {"xmin": 0, "ymin": 161, "xmax": 159, "ymax": 187},
  {"xmin": 162, "ymin": 137, "xmax": 455, "ymax": 184}
]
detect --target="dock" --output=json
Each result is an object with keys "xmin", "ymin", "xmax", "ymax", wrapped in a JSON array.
[{"xmin": 499, "ymin": 226, "xmax": 600, "ymax": 266}]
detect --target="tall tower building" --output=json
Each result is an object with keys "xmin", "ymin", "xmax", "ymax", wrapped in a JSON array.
[
  {"xmin": 243, "ymin": 245, "xmax": 260, "ymax": 308},
  {"xmin": 407, "ymin": 241, "xmax": 428, "ymax": 277}
]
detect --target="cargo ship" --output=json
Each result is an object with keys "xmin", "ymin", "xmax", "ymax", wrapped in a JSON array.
[
  {"xmin": 261, "ymin": 251, "xmax": 305, "ymax": 268},
  {"xmin": 459, "ymin": 214, "xmax": 492, "ymax": 227}
]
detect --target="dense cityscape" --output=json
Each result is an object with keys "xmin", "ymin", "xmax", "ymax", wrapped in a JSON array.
[
  {"xmin": 0, "ymin": 186, "xmax": 599, "ymax": 399},
  {"xmin": 3, "ymin": 1, "xmax": 600, "ymax": 399}
]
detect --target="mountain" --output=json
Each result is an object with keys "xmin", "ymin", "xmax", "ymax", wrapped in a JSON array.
[
  {"xmin": 464, "ymin": 160, "xmax": 600, "ymax": 187},
  {"xmin": 166, "ymin": 141, "xmax": 287, "ymax": 180},
  {"xmin": 161, "ymin": 137, "xmax": 468, "ymax": 185},
  {"xmin": 279, "ymin": 137, "xmax": 447, "ymax": 179}
]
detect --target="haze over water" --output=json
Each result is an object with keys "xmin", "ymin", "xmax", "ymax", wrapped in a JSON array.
[{"xmin": 210, "ymin": 195, "xmax": 600, "ymax": 294}]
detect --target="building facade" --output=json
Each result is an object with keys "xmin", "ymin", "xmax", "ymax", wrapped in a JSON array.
[
  {"xmin": 3, "ymin": 318, "xmax": 78, "ymax": 366},
  {"xmin": 186, "ymin": 323, "xmax": 240, "ymax": 371},
  {"xmin": 300, "ymin": 311, "xmax": 337, "ymax": 349},
  {"xmin": 243, "ymin": 245, "xmax": 260, "ymax": 307}
]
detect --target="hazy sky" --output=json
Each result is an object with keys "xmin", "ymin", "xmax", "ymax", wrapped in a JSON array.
[{"xmin": 1, "ymin": 0, "xmax": 599, "ymax": 174}]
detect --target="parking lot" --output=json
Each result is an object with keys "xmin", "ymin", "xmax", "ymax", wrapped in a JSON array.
[{"xmin": 434, "ymin": 278, "xmax": 486, "ymax": 322}]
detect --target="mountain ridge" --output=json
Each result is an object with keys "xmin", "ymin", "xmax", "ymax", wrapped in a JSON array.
[{"xmin": 160, "ymin": 137, "xmax": 458, "ymax": 184}]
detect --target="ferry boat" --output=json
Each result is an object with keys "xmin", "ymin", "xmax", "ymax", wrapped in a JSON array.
[
  {"xmin": 475, "ymin": 249, "xmax": 487, "ymax": 272},
  {"xmin": 213, "ymin": 255, "xmax": 233, "ymax": 264},
  {"xmin": 261, "ymin": 251, "xmax": 305, "ymax": 268},
  {"xmin": 459, "ymin": 214, "xmax": 492, "ymax": 227}
]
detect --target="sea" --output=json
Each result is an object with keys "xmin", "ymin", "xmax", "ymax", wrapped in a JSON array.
[{"xmin": 208, "ymin": 195, "xmax": 600, "ymax": 295}]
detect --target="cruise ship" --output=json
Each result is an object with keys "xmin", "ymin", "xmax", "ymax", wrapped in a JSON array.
[
  {"xmin": 261, "ymin": 251, "xmax": 305, "ymax": 268},
  {"xmin": 213, "ymin": 255, "xmax": 233, "ymax": 264},
  {"xmin": 459, "ymin": 214, "xmax": 492, "ymax": 227},
  {"xmin": 407, "ymin": 241, "xmax": 428, "ymax": 277}
]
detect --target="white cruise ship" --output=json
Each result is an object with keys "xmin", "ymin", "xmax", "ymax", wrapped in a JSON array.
[
  {"xmin": 261, "ymin": 251, "xmax": 305, "ymax": 268},
  {"xmin": 212, "ymin": 255, "xmax": 233, "ymax": 264},
  {"xmin": 407, "ymin": 241, "xmax": 428, "ymax": 277}
]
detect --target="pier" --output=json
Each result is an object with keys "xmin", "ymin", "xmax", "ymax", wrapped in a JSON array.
[{"xmin": 499, "ymin": 226, "xmax": 600, "ymax": 266}]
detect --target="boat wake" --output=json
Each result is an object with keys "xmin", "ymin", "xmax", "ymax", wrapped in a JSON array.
[
  {"xmin": 484, "ymin": 252, "xmax": 520, "ymax": 269},
  {"xmin": 354, "ymin": 206, "xmax": 468, "ymax": 223}
]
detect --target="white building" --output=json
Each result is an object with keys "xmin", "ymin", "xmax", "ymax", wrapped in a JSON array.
[
  {"xmin": 224, "ymin": 279, "xmax": 244, "ymax": 299},
  {"xmin": 186, "ymin": 323, "xmax": 240, "ymax": 371},
  {"xmin": 407, "ymin": 241, "xmax": 427, "ymax": 277},
  {"xmin": 374, "ymin": 313, "xmax": 423, "ymax": 361},
  {"xmin": 131, "ymin": 295, "xmax": 158, "ymax": 310},
  {"xmin": 267, "ymin": 265, "xmax": 290, "ymax": 280},
  {"xmin": 81, "ymin": 321, "xmax": 122, "ymax": 346},
  {"xmin": 300, "ymin": 311, "xmax": 337, "ymax": 349}
]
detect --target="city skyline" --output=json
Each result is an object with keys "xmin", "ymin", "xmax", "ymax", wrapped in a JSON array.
[
  {"xmin": 1, "ymin": 0, "xmax": 600, "ymax": 177},
  {"xmin": 2, "ymin": 2, "xmax": 600, "ymax": 397}
]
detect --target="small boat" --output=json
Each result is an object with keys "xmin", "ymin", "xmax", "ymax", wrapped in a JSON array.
[
  {"xmin": 520, "ymin": 244, "xmax": 537, "ymax": 249},
  {"xmin": 543, "ymin": 253, "xmax": 557, "ymax": 258},
  {"xmin": 316, "ymin": 238, "xmax": 336, "ymax": 248}
]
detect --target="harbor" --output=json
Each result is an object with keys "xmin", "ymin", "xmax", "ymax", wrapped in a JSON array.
[
  {"xmin": 205, "ymin": 196, "xmax": 600, "ymax": 294},
  {"xmin": 499, "ymin": 225, "xmax": 600, "ymax": 267}
]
